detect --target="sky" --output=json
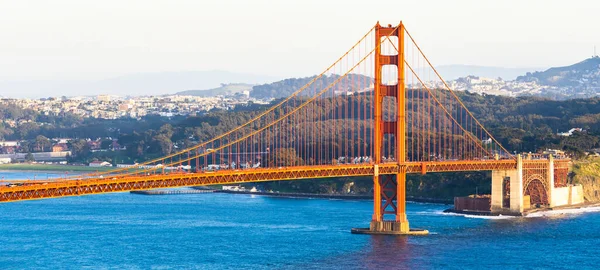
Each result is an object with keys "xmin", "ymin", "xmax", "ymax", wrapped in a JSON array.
[{"xmin": 0, "ymin": 0, "xmax": 598, "ymax": 87}]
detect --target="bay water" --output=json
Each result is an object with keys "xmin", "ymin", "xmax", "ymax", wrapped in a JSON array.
[{"xmin": 1, "ymin": 171, "xmax": 599, "ymax": 269}]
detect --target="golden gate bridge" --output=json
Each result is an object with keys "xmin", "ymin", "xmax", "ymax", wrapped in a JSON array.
[{"xmin": 0, "ymin": 22, "xmax": 569, "ymax": 235}]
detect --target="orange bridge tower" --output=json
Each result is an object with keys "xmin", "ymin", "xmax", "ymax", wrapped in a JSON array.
[{"xmin": 353, "ymin": 22, "xmax": 427, "ymax": 235}]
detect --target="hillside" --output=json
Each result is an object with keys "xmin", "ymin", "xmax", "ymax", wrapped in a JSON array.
[
  {"xmin": 176, "ymin": 83, "xmax": 254, "ymax": 97},
  {"xmin": 517, "ymin": 57, "xmax": 600, "ymax": 87},
  {"xmin": 515, "ymin": 56, "xmax": 600, "ymax": 98},
  {"xmin": 444, "ymin": 57, "xmax": 600, "ymax": 100},
  {"xmin": 572, "ymin": 157, "xmax": 600, "ymax": 202},
  {"xmin": 6, "ymin": 90, "xmax": 600, "ymax": 198},
  {"xmin": 435, "ymin": 65, "xmax": 540, "ymax": 80},
  {"xmin": 250, "ymin": 74, "xmax": 373, "ymax": 99}
]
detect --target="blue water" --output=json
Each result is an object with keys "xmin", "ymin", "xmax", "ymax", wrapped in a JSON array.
[{"xmin": 1, "ymin": 171, "xmax": 600, "ymax": 269}]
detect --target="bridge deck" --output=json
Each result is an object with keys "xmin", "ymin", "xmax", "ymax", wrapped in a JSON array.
[{"xmin": 0, "ymin": 160, "xmax": 519, "ymax": 202}]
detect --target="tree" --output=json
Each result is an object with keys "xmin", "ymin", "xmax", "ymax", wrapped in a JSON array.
[
  {"xmin": 24, "ymin": 152, "xmax": 35, "ymax": 162},
  {"xmin": 0, "ymin": 124, "xmax": 14, "ymax": 140},
  {"xmin": 151, "ymin": 134, "xmax": 173, "ymax": 155},
  {"xmin": 128, "ymin": 140, "xmax": 146, "ymax": 158},
  {"xmin": 101, "ymin": 139, "xmax": 113, "ymax": 150},
  {"xmin": 159, "ymin": 124, "xmax": 174, "ymax": 139},
  {"xmin": 69, "ymin": 139, "xmax": 90, "ymax": 159},
  {"xmin": 16, "ymin": 122, "xmax": 40, "ymax": 139},
  {"xmin": 34, "ymin": 135, "xmax": 51, "ymax": 152}
]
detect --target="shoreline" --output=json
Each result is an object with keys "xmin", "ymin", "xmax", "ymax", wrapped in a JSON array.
[
  {"xmin": 192, "ymin": 187, "xmax": 452, "ymax": 204},
  {"xmin": 443, "ymin": 201, "xmax": 600, "ymax": 217}
]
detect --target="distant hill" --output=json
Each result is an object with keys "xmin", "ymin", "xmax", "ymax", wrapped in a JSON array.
[
  {"xmin": 250, "ymin": 74, "xmax": 373, "ymax": 99},
  {"xmin": 0, "ymin": 71, "xmax": 279, "ymax": 98},
  {"xmin": 176, "ymin": 83, "xmax": 254, "ymax": 97},
  {"xmin": 435, "ymin": 65, "xmax": 541, "ymax": 81},
  {"xmin": 517, "ymin": 56, "xmax": 600, "ymax": 87},
  {"xmin": 443, "ymin": 57, "xmax": 600, "ymax": 100}
]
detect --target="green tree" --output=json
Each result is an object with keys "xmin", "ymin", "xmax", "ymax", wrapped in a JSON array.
[
  {"xmin": 0, "ymin": 123, "xmax": 14, "ymax": 140},
  {"xmin": 152, "ymin": 134, "xmax": 173, "ymax": 155},
  {"xmin": 69, "ymin": 139, "xmax": 90, "ymax": 159},
  {"xmin": 16, "ymin": 122, "xmax": 40, "ymax": 139},
  {"xmin": 34, "ymin": 135, "xmax": 51, "ymax": 152},
  {"xmin": 159, "ymin": 124, "xmax": 174, "ymax": 139},
  {"xmin": 100, "ymin": 139, "xmax": 113, "ymax": 150},
  {"xmin": 24, "ymin": 152, "xmax": 35, "ymax": 162}
]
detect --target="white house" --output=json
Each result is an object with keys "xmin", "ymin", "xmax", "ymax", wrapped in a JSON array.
[
  {"xmin": 89, "ymin": 161, "xmax": 112, "ymax": 167},
  {"xmin": 558, "ymin": 128, "xmax": 583, "ymax": 136},
  {"xmin": 0, "ymin": 141, "xmax": 19, "ymax": 147},
  {"xmin": 222, "ymin": 185, "xmax": 245, "ymax": 191}
]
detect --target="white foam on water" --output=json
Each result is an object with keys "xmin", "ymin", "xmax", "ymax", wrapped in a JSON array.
[
  {"xmin": 413, "ymin": 209, "xmax": 446, "ymax": 216},
  {"xmin": 525, "ymin": 205, "xmax": 600, "ymax": 218},
  {"xmin": 414, "ymin": 204, "xmax": 600, "ymax": 221},
  {"xmin": 438, "ymin": 211, "xmax": 516, "ymax": 219},
  {"xmin": 408, "ymin": 201, "xmax": 449, "ymax": 206},
  {"xmin": 461, "ymin": 214, "xmax": 517, "ymax": 220}
]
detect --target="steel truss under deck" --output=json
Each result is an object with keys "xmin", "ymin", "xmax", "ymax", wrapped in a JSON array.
[{"xmin": 0, "ymin": 160, "xmax": 519, "ymax": 202}]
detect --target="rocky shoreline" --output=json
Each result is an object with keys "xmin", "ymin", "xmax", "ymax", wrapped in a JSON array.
[{"xmin": 443, "ymin": 201, "xmax": 600, "ymax": 217}]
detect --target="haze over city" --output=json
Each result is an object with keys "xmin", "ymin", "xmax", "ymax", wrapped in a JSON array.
[{"xmin": 0, "ymin": 0, "xmax": 598, "ymax": 97}]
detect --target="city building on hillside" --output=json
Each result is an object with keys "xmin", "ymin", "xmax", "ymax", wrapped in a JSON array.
[
  {"xmin": 558, "ymin": 128, "xmax": 583, "ymax": 136},
  {"xmin": 0, "ymin": 141, "xmax": 19, "ymax": 147},
  {"xmin": 87, "ymin": 140, "xmax": 101, "ymax": 150},
  {"xmin": 111, "ymin": 140, "xmax": 125, "ymax": 151},
  {"xmin": 0, "ymin": 146, "xmax": 16, "ymax": 154},
  {"xmin": 52, "ymin": 138, "xmax": 71, "ymax": 144},
  {"xmin": 543, "ymin": 149, "xmax": 566, "ymax": 157},
  {"xmin": 52, "ymin": 143, "xmax": 68, "ymax": 152}
]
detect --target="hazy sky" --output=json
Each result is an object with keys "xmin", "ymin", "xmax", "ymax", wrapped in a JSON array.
[{"xmin": 0, "ymin": 0, "xmax": 598, "ymax": 81}]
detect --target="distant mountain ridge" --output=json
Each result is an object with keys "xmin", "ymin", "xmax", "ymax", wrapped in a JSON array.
[
  {"xmin": 445, "ymin": 57, "xmax": 600, "ymax": 100},
  {"xmin": 0, "ymin": 71, "xmax": 279, "ymax": 98},
  {"xmin": 250, "ymin": 74, "xmax": 373, "ymax": 99},
  {"xmin": 435, "ymin": 65, "xmax": 541, "ymax": 81},
  {"xmin": 176, "ymin": 83, "xmax": 254, "ymax": 97},
  {"xmin": 517, "ymin": 56, "xmax": 600, "ymax": 87}
]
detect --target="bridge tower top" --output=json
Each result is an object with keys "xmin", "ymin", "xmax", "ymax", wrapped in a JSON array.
[{"xmin": 373, "ymin": 21, "xmax": 405, "ymax": 165}]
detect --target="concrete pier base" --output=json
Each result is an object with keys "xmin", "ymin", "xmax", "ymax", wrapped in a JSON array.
[
  {"xmin": 491, "ymin": 155, "xmax": 524, "ymax": 215},
  {"xmin": 351, "ymin": 228, "xmax": 429, "ymax": 235},
  {"xmin": 351, "ymin": 220, "xmax": 429, "ymax": 235}
]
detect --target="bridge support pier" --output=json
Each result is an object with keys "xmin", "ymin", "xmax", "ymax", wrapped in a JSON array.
[
  {"xmin": 352, "ymin": 168, "xmax": 428, "ymax": 235},
  {"xmin": 491, "ymin": 155, "xmax": 523, "ymax": 214},
  {"xmin": 548, "ymin": 155, "xmax": 555, "ymax": 208}
]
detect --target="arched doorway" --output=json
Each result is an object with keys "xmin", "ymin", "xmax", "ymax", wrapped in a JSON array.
[{"xmin": 524, "ymin": 179, "xmax": 549, "ymax": 207}]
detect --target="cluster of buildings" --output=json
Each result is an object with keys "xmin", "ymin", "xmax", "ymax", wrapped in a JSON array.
[
  {"xmin": 0, "ymin": 138, "xmax": 124, "ymax": 163},
  {"xmin": 0, "ymin": 138, "xmax": 123, "ymax": 154},
  {"xmin": 1, "ymin": 93, "xmax": 270, "ymax": 120},
  {"xmin": 438, "ymin": 68, "xmax": 600, "ymax": 99},
  {"xmin": 429, "ymin": 76, "xmax": 547, "ymax": 97}
]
